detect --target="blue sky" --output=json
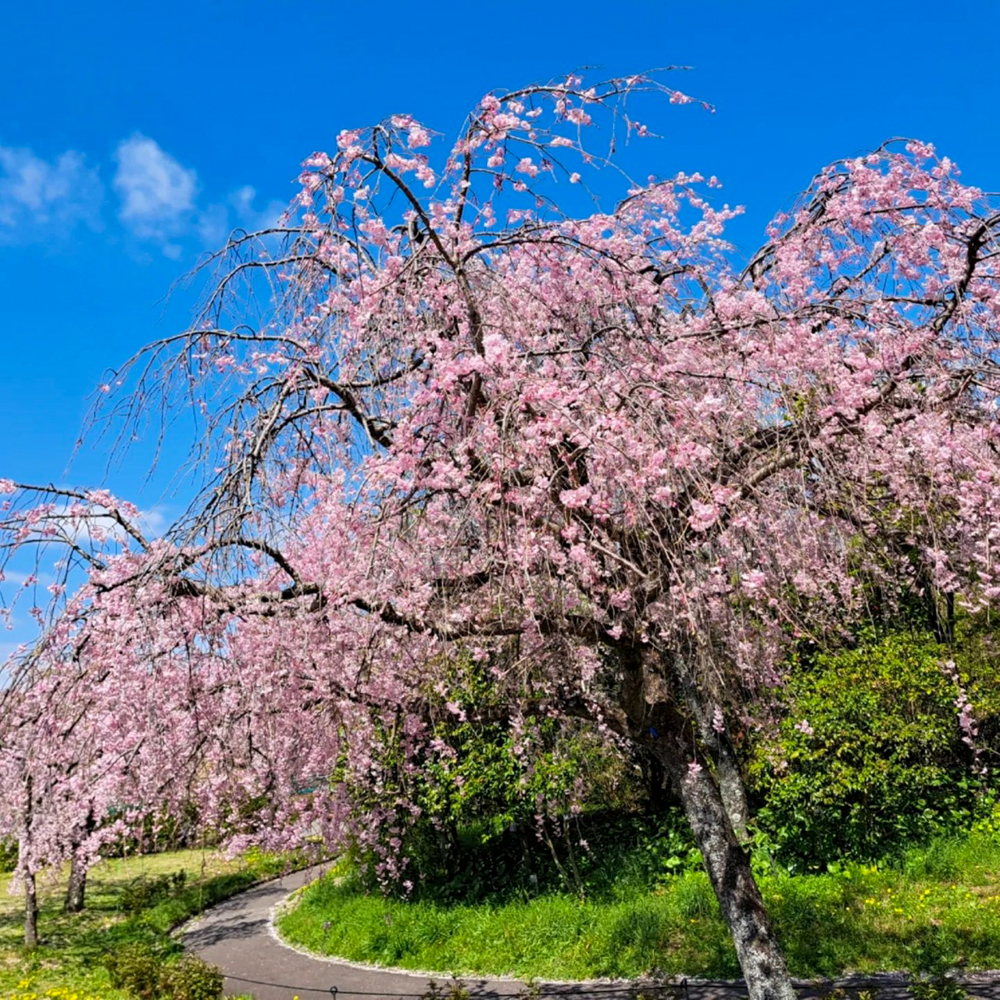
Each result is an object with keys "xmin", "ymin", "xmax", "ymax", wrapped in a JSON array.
[{"xmin": 1, "ymin": 0, "xmax": 998, "ymax": 653}]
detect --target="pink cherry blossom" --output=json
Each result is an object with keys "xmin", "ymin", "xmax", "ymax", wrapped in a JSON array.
[{"xmin": 6, "ymin": 72, "xmax": 1000, "ymax": 1000}]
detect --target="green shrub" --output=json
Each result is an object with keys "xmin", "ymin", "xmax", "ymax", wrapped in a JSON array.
[
  {"xmin": 346, "ymin": 656, "xmax": 645, "ymax": 900},
  {"xmin": 160, "ymin": 955, "xmax": 224, "ymax": 1000},
  {"xmin": 104, "ymin": 942, "xmax": 164, "ymax": 1000},
  {"xmin": 751, "ymin": 631, "xmax": 989, "ymax": 866},
  {"xmin": 118, "ymin": 870, "xmax": 187, "ymax": 913},
  {"xmin": 909, "ymin": 977, "xmax": 969, "ymax": 1000},
  {"xmin": 0, "ymin": 839, "xmax": 17, "ymax": 872},
  {"xmin": 104, "ymin": 942, "xmax": 223, "ymax": 1000}
]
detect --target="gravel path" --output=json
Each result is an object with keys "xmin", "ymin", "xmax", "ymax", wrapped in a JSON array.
[{"xmin": 181, "ymin": 865, "xmax": 1000, "ymax": 1000}]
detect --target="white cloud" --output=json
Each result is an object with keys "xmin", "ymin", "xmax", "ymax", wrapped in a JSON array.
[
  {"xmin": 113, "ymin": 134, "xmax": 198, "ymax": 246},
  {"xmin": 196, "ymin": 184, "xmax": 287, "ymax": 249},
  {"xmin": 1, "ymin": 570, "xmax": 47, "ymax": 588},
  {"xmin": 0, "ymin": 131, "xmax": 287, "ymax": 259},
  {"xmin": 136, "ymin": 505, "xmax": 170, "ymax": 539},
  {"xmin": 62, "ymin": 501, "xmax": 170, "ymax": 549},
  {"xmin": 196, "ymin": 201, "xmax": 229, "ymax": 248},
  {"xmin": 0, "ymin": 145, "xmax": 103, "ymax": 237},
  {"xmin": 231, "ymin": 184, "xmax": 286, "ymax": 230}
]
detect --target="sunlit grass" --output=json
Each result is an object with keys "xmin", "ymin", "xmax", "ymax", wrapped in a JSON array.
[
  {"xmin": 278, "ymin": 832, "xmax": 1000, "ymax": 981},
  {"xmin": 0, "ymin": 848, "xmax": 282, "ymax": 998}
]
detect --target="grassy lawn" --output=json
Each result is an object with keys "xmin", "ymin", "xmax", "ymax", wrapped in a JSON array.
[
  {"xmin": 277, "ymin": 832, "xmax": 1000, "ymax": 981},
  {"xmin": 0, "ymin": 847, "xmax": 288, "ymax": 1000}
]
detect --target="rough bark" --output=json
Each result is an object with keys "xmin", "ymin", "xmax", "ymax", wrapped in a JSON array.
[
  {"xmin": 64, "ymin": 811, "xmax": 95, "ymax": 913},
  {"xmin": 618, "ymin": 646, "xmax": 796, "ymax": 1000},
  {"xmin": 23, "ymin": 867, "xmax": 38, "ymax": 950},
  {"xmin": 22, "ymin": 774, "xmax": 39, "ymax": 949},
  {"xmin": 64, "ymin": 852, "xmax": 88, "ymax": 913},
  {"xmin": 929, "ymin": 586, "xmax": 956, "ymax": 646},
  {"xmin": 672, "ymin": 642, "xmax": 751, "ymax": 842},
  {"xmin": 714, "ymin": 741, "xmax": 751, "ymax": 843},
  {"xmin": 655, "ymin": 729, "xmax": 794, "ymax": 1000}
]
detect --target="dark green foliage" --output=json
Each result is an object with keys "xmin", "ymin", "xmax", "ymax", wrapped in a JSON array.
[
  {"xmin": 751, "ymin": 631, "xmax": 994, "ymax": 866},
  {"xmin": 348, "ymin": 655, "xmax": 647, "ymax": 899},
  {"xmin": 343, "ymin": 804, "xmax": 698, "ymax": 907},
  {"xmin": 351, "ymin": 628, "xmax": 1000, "ymax": 897},
  {"xmin": 104, "ymin": 942, "xmax": 164, "ymax": 1000},
  {"xmin": 342, "ymin": 624, "xmax": 1000, "ymax": 919},
  {"xmin": 104, "ymin": 942, "xmax": 223, "ymax": 1000},
  {"xmin": 909, "ymin": 977, "xmax": 969, "ymax": 1000},
  {"xmin": 160, "ymin": 955, "xmax": 225, "ymax": 1000},
  {"xmin": 409, "ymin": 722, "xmax": 653, "ymax": 899},
  {"xmin": 0, "ymin": 840, "xmax": 17, "ymax": 872},
  {"xmin": 118, "ymin": 869, "xmax": 187, "ymax": 913},
  {"xmin": 407, "ymin": 808, "xmax": 698, "ymax": 904}
]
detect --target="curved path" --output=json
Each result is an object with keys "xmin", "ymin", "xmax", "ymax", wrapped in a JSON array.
[
  {"xmin": 182, "ymin": 865, "xmax": 1000, "ymax": 1000},
  {"xmin": 181, "ymin": 864, "xmax": 529, "ymax": 1000}
]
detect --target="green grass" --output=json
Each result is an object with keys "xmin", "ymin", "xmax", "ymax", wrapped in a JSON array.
[
  {"xmin": 0, "ymin": 847, "xmax": 289, "ymax": 999},
  {"xmin": 277, "ymin": 832, "xmax": 1000, "ymax": 981}
]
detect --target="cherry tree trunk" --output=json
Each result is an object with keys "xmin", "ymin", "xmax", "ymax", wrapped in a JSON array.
[
  {"xmin": 21, "ymin": 776, "xmax": 39, "ymax": 949},
  {"xmin": 655, "ymin": 735, "xmax": 795, "ymax": 1000},
  {"xmin": 672, "ymin": 645, "xmax": 750, "ymax": 842},
  {"xmin": 64, "ymin": 812, "xmax": 95, "ymax": 913},
  {"xmin": 620, "ymin": 647, "xmax": 795, "ymax": 1000},
  {"xmin": 64, "ymin": 853, "xmax": 87, "ymax": 913},
  {"xmin": 23, "ymin": 868, "xmax": 38, "ymax": 950},
  {"xmin": 714, "ymin": 740, "xmax": 751, "ymax": 844}
]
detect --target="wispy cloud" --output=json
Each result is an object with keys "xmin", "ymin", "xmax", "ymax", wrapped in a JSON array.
[
  {"xmin": 113, "ymin": 133, "xmax": 198, "ymax": 255},
  {"xmin": 230, "ymin": 184, "xmax": 286, "ymax": 229},
  {"xmin": 137, "ymin": 505, "xmax": 170, "ymax": 539},
  {"xmin": 0, "ymin": 145, "xmax": 103, "ymax": 239},
  {"xmin": 197, "ymin": 184, "xmax": 287, "ymax": 247},
  {"xmin": 0, "ymin": 132, "xmax": 287, "ymax": 259}
]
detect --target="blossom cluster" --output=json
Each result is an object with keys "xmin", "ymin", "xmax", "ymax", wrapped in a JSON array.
[{"xmin": 3, "ymin": 75, "xmax": 1000, "ymax": 895}]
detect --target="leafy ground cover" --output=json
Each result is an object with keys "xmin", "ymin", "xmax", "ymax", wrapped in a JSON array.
[
  {"xmin": 277, "ymin": 831, "xmax": 1000, "ymax": 981},
  {"xmin": 0, "ymin": 847, "xmax": 287, "ymax": 999}
]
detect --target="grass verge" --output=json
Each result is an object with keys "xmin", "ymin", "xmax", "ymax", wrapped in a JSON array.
[
  {"xmin": 0, "ymin": 847, "xmax": 291, "ymax": 999},
  {"xmin": 277, "ymin": 832, "xmax": 1000, "ymax": 980}
]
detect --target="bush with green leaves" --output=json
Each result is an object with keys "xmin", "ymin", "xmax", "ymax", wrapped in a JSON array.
[
  {"xmin": 103, "ymin": 943, "xmax": 166, "ymax": 1000},
  {"xmin": 909, "ymin": 977, "xmax": 970, "ymax": 1000},
  {"xmin": 104, "ymin": 943, "xmax": 223, "ymax": 1000},
  {"xmin": 160, "ymin": 955, "xmax": 225, "ymax": 1000},
  {"xmin": 0, "ymin": 839, "xmax": 17, "ymax": 872},
  {"xmin": 750, "ymin": 630, "xmax": 997, "ymax": 866},
  {"xmin": 118, "ymin": 870, "xmax": 187, "ymax": 913},
  {"xmin": 342, "ymin": 656, "xmax": 651, "ymax": 900},
  {"xmin": 353, "ymin": 713, "xmax": 644, "ymax": 901}
]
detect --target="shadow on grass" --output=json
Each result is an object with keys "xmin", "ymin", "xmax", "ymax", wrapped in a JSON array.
[{"xmin": 1, "ymin": 863, "xmax": 266, "ymax": 976}]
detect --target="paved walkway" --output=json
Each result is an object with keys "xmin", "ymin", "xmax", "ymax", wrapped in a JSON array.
[
  {"xmin": 181, "ymin": 864, "xmax": 531, "ymax": 1000},
  {"xmin": 181, "ymin": 865, "xmax": 1000, "ymax": 1000}
]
